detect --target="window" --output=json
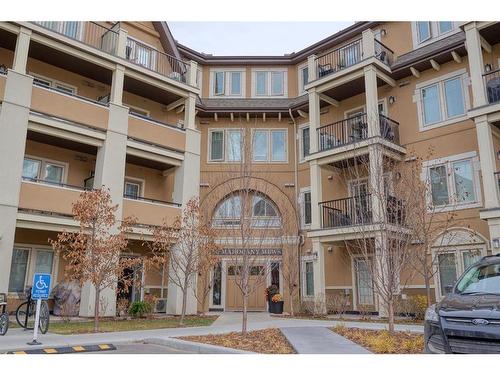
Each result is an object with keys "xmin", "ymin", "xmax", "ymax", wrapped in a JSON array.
[
  {"xmin": 438, "ymin": 22, "xmax": 453, "ymax": 35},
  {"xmin": 252, "ymin": 194, "xmax": 280, "ymax": 227},
  {"xmin": 124, "ymin": 180, "xmax": 142, "ymax": 199},
  {"xmin": 211, "ymin": 70, "xmax": 244, "ymax": 97},
  {"xmin": 213, "ymin": 194, "xmax": 242, "ymax": 226},
  {"xmin": 253, "ymin": 70, "xmax": 287, "ymax": 97},
  {"xmin": 437, "ymin": 249, "xmax": 482, "ymax": 296},
  {"xmin": 38, "ymin": 22, "xmax": 83, "ymax": 40},
  {"xmin": 271, "ymin": 262, "xmax": 280, "ymax": 289},
  {"xmin": 209, "ymin": 129, "xmax": 242, "ymax": 162},
  {"xmin": 126, "ymin": 38, "xmax": 154, "ymax": 69},
  {"xmin": 32, "ymin": 74, "xmax": 76, "ymax": 95},
  {"xmin": 127, "ymin": 105, "xmax": 150, "ymax": 118},
  {"xmin": 301, "ymin": 189, "xmax": 312, "ymax": 227},
  {"xmin": 300, "ymin": 126, "xmax": 310, "ymax": 160},
  {"xmin": 210, "ymin": 130, "xmax": 224, "ymax": 161},
  {"xmin": 305, "ymin": 262, "xmax": 314, "ymax": 296},
  {"xmin": 425, "ymin": 153, "xmax": 480, "ymax": 209},
  {"xmin": 252, "ymin": 129, "xmax": 287, "ymax": 162},
  {"xmin": 299, "ymin": 66, "xmax": 309, "ymax": 93},
  {"xmin": 8, "ymin": 247, "xmax": 57, "ymax": 293},
  {"xmin": 417, "ymin": 21, "xmax": 431, "ymax": 43},
  {"xmin": 22, "ymin": 157, "xmax": 65, "ymax": 184},
  {"xmin": 226, "ymin": 130, "xmax": 242, "ymax": 162},
  {"xmin": 212, "ymin": 262, "xmax": 222, "ymax": 306},
  {"xmin": 356, "ymin": 258, "xmax": 374, "ymax": 306},
  {"xmin": 417, "ymin": 71, "xmax": 468, "ymax": 129}
]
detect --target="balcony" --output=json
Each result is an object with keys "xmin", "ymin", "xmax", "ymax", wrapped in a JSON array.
[
  {"xmin": 123, "ymin": 194, "xmax": 181, "ymax": 227},
  {"xmin": 484, "ymin": 68, "xmax": 500, "ymax": 105},
  {"xmin": 125, "ymin": 38, "xmax": 188, "ymax": 83},
  {"xmin": 319, "ymin": 194, "xmax": 405, "ymax": 229},
  {"xmin": 317, "ymin": 113, "xmax": 400, "ymax": 152},
  {"xmin": 31, "ymin": 21, "xmax": 119, "ymax": 56},
  {"xmin": 128, "ymin": 112, "xmax": 185, "ymax": 152},
  {"xmin": 314, "ymin": 38, "xmax": 393, "ymax": 80}
]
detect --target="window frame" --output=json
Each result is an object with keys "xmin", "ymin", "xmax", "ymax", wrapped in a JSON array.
[
  {"xmin": 123, "ymin": 178, "xmax": 144, "ymax": 199},
  {"xmin": 298, "ymin": 63, "xmax": 309, "ymax": 94},
  {"xmin": 300, "ymin": 187, "xmax": 312, "ymax": 229},
  {"xmin": 299, "ymin": 124, "xmax": 310, "ymax": 162},
  {"xmin": 415, "ymin": 69, "xmax": 470, "ymax": 132},
  {"xmin": 209, "ymin": 68, "xmax": 246, "ymax": 98},
  {"xmin": 31, "ymin": 73, "xmax": 78, "ymax": 95},
  {"xmin": 412, "ymin": 21, "xmax": 459, "ymax": 49},
  {"xmin": 251, "ymin": 68, "xmax": 288, "ymax": 98},
  {"xmin": 422, "ymin": 151, "xmax": 482, "ymax": 212},
  {"xmin": 22, "ymin": 155, "xmax": 68, "ymax": 185},
  {"xmin": 208, "ymin": 129, "xmax": 225, "ymax": 162},
  {"xmin": 304, "ymin": 260, "xmax": 315, "ymax": 297},
  {"xmin": 208, "ymin": 128, "xmax": 244, "ymax": 163},
  {"xmin": 251, "ymin": 128, "xmax": 288, "ymax": 163}
]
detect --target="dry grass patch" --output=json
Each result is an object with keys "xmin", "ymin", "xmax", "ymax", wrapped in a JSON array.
[
  {"xmin": 332, "ymin": 326, "xmax": 424, "ymax": 354},
  {"xmin": 181, "ymin": 328, "xmax": 295, "ymax": 354}
]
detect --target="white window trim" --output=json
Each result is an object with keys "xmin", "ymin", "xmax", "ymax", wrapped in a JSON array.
[
  {"xmin": 23, "ymin": 154, "xmax": 69, "ymax": 184},
  {"xmin": 9, "ymin": 244, "xmax": 59, "ymax": 296},
  {"xmin": 298, "ymin": 123, "xmax": 310, "ymax": 163},
  {"xmin": 297, "ymin": 62, "xmax": 309, "ymax": 95},
  {"xmin": 31, "ymin": 72, "xmax": 78, "ymax": 95},
  {"xmin": 415, "ymin": 68, "xmax": 470, "ymax": 132},
  {"xmin": 207, "ymin": 128, "xmax": 244, "ymax": 163},
  {"xmin": 301, "ymin": 256, "xmax": 316, "ymax": 299},
  {"xmin": 299, "ymin": 187, "xmax": 312, "ymax": 229},
  {"xmin": 422, "ymin": 151, "xmax": 482, "ymax": 212},
  {"xmin": 124, "ymin": 176, "xmax": 145, "ymax": 198},
  {"xmin": 209, "ymin": 68, "xmax": 246, "ymax": 98},
  {"xmin": 411, "ymin": 21, "xmax": 461, "ymax": 49},
  {"xmin": 251, "ymin": 68, "xmax": 288, "ymax": 98},
  {"xmin": 251, "ymin": 128, "xmax": 288, "ymax": 163},
  {"xmin": 343, "ymin": 98, "xmax": 387, "ymax": 119}
]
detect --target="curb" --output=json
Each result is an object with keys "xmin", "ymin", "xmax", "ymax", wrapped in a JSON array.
[
  {"xmin": 144, "ymin": 337, "xmax": 253, "ymax": 354},
  {"xmin": 7, "ymin": 343, "xmax": 117, "ymax": 354}
]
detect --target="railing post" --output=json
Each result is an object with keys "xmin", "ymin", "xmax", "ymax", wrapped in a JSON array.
[
  {"xmin": 464, "ymin": 22, "xmax": 487, "ymax": 107},
  {"xmin": 188, "ymin": 60, "xmax": 198, "ymax": 87},
  {"xmin": 12, "ymin": 27, "xmax": 31, "ymax": 73},
  {"xmin": 116, "ymin": 27, "xmax": 128, "ymax": 59},
  {"xmin": 308, "ymin": 54, "xmax": 317, "ymax": 82},
  {"xmin": 110, "ymin": 65, "xmax": 125, "ymax": 106},
  {"xmin": 362, "ymin": 29, "xmax": 375, "ymax": 59}
]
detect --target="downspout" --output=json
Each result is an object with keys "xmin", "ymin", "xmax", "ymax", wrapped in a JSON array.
[{"xmin": 289, "ymin": 108, "xmax": 303, "ymax": 305}]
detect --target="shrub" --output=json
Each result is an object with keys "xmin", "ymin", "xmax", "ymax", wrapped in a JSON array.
[
  {"xmin": 128, "ymin": 300, "xmax": 152, "ymax": 318},
  {"xmin": 326, "ymin": 293, "xmax": 350, "ymax": 317},
  {"xmin": 409, "ymin": 295, "xmax": 427, "ymax": 320},
  {"xmin": 365, "ymin": 331, "xmax": 397, "ymax": 353}
]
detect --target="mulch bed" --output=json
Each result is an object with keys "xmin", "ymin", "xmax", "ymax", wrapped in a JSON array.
[
  {"xmin": 332, "ymin": 326, "xmax": 424, "ymax": 354},
  {"xmin": 180, "ymin": 328, "xmax": 295, "ymax": 354}
]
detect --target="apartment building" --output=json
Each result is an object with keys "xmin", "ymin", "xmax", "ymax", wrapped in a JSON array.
[{"xmin": 0, "ymin": 21, "xmax": 499, "ymax": 316}]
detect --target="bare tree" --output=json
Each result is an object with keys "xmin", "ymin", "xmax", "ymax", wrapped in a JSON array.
[{"xmin": 51, "ymin": 188, "xmax": 140, "ymax": 332}]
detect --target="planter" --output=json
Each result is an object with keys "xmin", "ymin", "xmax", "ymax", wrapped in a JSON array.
[{"xmin": 269, "ymin": 301, "xmax": 284, "ymax": 314}]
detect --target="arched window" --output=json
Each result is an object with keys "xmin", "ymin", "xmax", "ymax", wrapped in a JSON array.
[{"xmin": 212, "ymin": 192, "xmax": 281, "ymax": 228}]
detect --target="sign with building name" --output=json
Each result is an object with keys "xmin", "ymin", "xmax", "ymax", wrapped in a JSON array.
[{"xmin": 216, "ymin": 248, "xmax": 282, "ymax": 256}]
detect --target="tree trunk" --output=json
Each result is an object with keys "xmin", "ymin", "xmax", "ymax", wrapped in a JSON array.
[
  {"xmin": 242, "ymin": 293, "xmax": 248, "ymax": 334},
  {"xmin": 425, "ymin": 277, "xmax": 433, "ymax": 307},
  {"xmin": 387, "ymin": 298, "xmax": 395, "ymax": 335},
  {"xmin": 289, "ymin": 288, "xmax": 294, "ymax": 317},
  {"xmin": 180, "ymin": 288, "xmax": 187, "ymax": 326},
  {"xmin": 94, "ymin": 287, "xmax": 100, "ymax": 333}
]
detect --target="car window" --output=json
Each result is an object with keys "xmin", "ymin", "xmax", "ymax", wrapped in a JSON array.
[{"xmin": 456, "ymin": 263, "xmax": 500, "ymax": 294}]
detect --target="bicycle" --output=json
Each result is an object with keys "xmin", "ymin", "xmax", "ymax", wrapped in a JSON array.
[
  {"xmin": 0, "ymin": 293, "xmax": 8, "ymax": 336},
  {"xmin": 15, "ymin": 287, "xmax": 50, "ymax": 334}
]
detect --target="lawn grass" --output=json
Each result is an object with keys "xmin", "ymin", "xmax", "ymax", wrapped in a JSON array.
[
  {"xmin": 332, "ymin": 325, "xmax": 424, "ymax": 354},
  {"xmin": 47, "ymin": 315, "xmax": 218, "ymax": 335},
  {"xmin": 181, "ymin": 328, "xmax": 295, "ymax": 354}
]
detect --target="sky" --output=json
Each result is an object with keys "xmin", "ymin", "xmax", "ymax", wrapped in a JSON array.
[{"xmin": 168, "ymin": 22, "xmax": 354, "ymax": 56}]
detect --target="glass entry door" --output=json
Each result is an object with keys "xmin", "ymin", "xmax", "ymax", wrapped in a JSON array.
[
  {"xmin": 437, "ymin": 249, "xmax": 482, "ymax": 297},
  {"xmin": 355, "ymin": 258, "xmax": 374, "ymax": 307}
]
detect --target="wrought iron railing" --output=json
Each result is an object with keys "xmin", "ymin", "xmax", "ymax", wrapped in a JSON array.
[
  {"xmin": 125, "ymin": 38, "xmax": 188, "ymax": 83},
  {"xmin": 22, "ymin": 176, "xmax": 90, "ymax": 191},
  {"xmin": 315, "ymin": 39, "xmax": 363, "ymax": 79},
  {"xmin": 374, "ymin": 40, "xmax": 394, "ymax": 66},
  {"xmin": 484, "ymin": 68, "xmax": 500, "ymax": 104},
  {"xmin": 123, "ymin": 193, "xmax": 181, "ymax": 207},
  {"xmin": 31, "ymin": 21, "xmax": 119, "ymax": 56},
  {"xmin": 319, "ymin": 194, "xmax": 405, "ymax": 229},
  {"xmin": 317, "ymin": 113, "xmax": 400, "ymax": 152}
]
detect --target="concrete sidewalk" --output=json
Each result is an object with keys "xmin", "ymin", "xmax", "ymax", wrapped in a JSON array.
[
  {"xmin": 0, "ymin": 313, "xmax": 423, "ymax": 353},
  {"xmin": 281, "ymin": 327, "xmax": 370, "ymax": 354}
]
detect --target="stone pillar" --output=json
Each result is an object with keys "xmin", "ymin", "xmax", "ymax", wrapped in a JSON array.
[
  {"xmin": 116, "ymin": 28, "xmax": 129, "ymax": 59},
  {"xmin": 369, "ymin": 145, "xmax": 384, "ymax": 223},
  {"xmin": 309, "ymin": 160, "xmax": 323, "ymax": 230},
  {"xmin": 475, "ymin": 116, "xmax": 499, "ymax": 209},
  {"xmin": 0, "ymin": 28, "xmax": 32, "ymax": 296},
  {"xmin": 464, "ymin": 22, "xmax": 487, "ymax": 108},
  {"xmin": 188, "ymin": 60, "xmax": 198, "ymax": 87},
  {"xmin": 167, "ymin": 92, "xmax": 200, "ymax": 315},
  {"xmin": 362, "ymin": 29, "xmax": 375, "ymax": 59},
  {"xmin": 79, "ymin": 65, "xmax": 128, "ymax": 317},
  {"xmin": 312, "ymin": 239, "xmax": 326, "ymax": 313},
  {"xmin": 308, "ymin": 88, "xmax": 320, "ymax": 153},
  {"xmin": 364, "ymin": 66, "xmax": 380, "ymax": 138},
  {"xmin": 307, "ymin": 54, "xmax": 317, "ymax": 83}
]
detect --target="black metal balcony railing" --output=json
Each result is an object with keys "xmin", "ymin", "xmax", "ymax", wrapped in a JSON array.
[
  {"xmin": 22, "ymin": 176, "xmax": 90, "ymax": 191},
  {"xmin": 315, "ymin": 39, "xmax": 363, "ymax": 79},
  {"xmin": 374, "ymin": 40, "xmax": 394, "ymax": 66},
  {"xmin": 319, "ymin": 194, "xmax": 405, "ymax": 229},
  {"xmin": 32, "ymin": 21, "xmax": 119, "ymax": 56},
  {"xmin": 125, "ymin": 38, "xmax": 188, "ymax": 83},
  {"xmin": 317, "ymin": 113, "xmax": 400, "ymax": 152},
  {"xmin": 123, "ymin": 194, "xmax": 181, "ymax": 207},
  {"xmin": 484, "ymin": 68, "xmax": 500, "ymax": 105}
]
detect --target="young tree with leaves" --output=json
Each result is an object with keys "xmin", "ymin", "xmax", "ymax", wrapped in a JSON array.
[{"xmin": 51, "ymin": 188, "xmax": 139, "ymax": 332}]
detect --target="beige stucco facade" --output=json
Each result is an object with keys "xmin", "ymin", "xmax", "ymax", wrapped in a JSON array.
[{"xmin": 1, "ymin": 20, "xmax": 500, "ymax": 317}]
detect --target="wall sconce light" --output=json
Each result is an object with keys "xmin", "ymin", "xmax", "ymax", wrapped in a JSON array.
[
  {"xmin": 327, "ymin": 175, "xmax": 334, "ymax": 180},
  {"xmin": 485, "ymin": 64, "xmax": 493, "ymax": 73},
  {"xmin": 389, "ymin": 96, "xmax": 396, "ymax": 105},
  {"xmin": 327, "ymin": 246, "xmax": 333, "ymax": 253},
  {"xmin": 395, "ymin": 171, "xmax": 402, "ymax": 180},
  {"xmin": 380, "ymin": 29, "xmax": 387, "ymax": 37}
]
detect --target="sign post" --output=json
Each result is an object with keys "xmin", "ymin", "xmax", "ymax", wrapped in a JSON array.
[{"xmin": 27, "ymin": 273, "xmax": 51, "ymax": 346}]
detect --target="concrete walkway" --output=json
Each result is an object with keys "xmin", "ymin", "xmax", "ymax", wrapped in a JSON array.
[
  {"xmin": 0, "ymin": 313, "xmax": 422, "ymax": 353},
  {"xmin": 280, "ymin": 327, "xmax": 370, "ymax": 354}
]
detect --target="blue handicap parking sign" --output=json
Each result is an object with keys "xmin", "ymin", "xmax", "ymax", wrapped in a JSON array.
[{"xmin": 31, "ymin": 273, "xmax": 52, "ymax": 300}]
